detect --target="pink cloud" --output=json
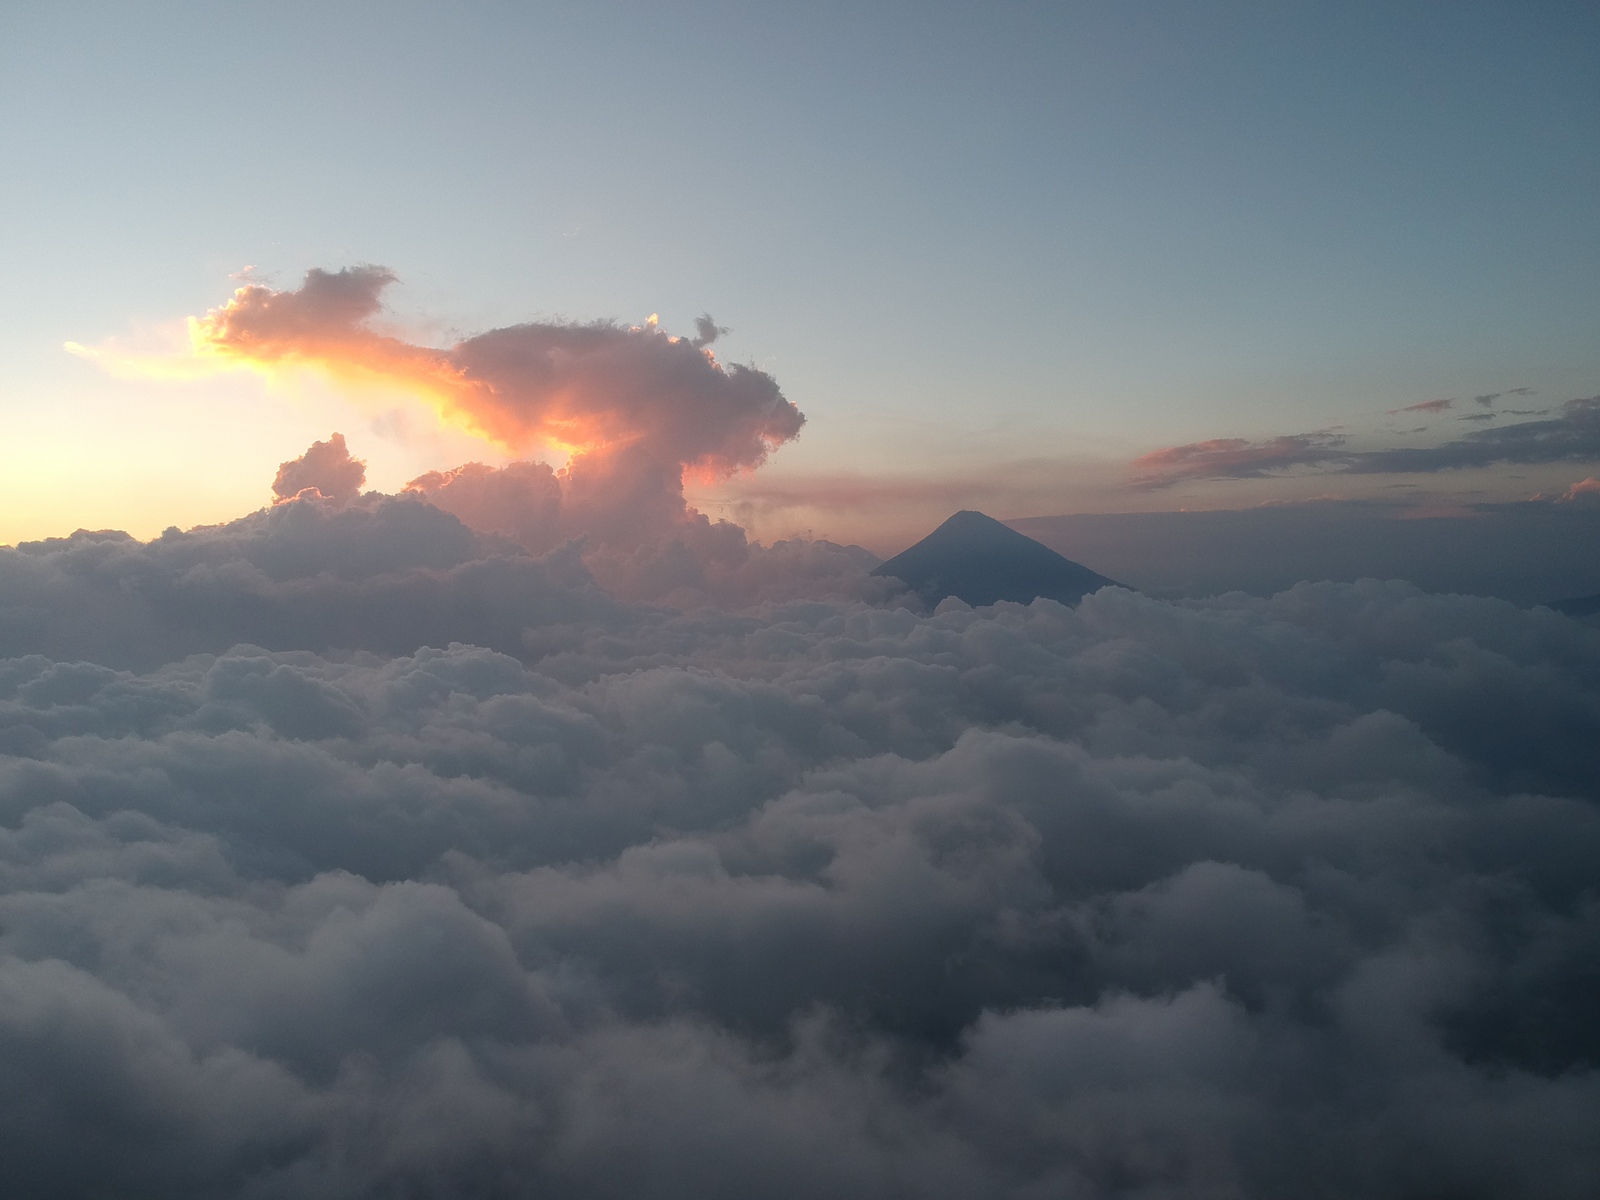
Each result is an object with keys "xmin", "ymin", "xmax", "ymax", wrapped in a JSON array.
[
  {"xmin": 1129, "ymin": 433, "xmax": 1348, "ymax": 489},
  {"xmin": 1561, "ymin": 477, "xmax": 1600, "ymax": 503},
  {"xmin": 271, "ymin": 433, "xmax": 366, "ymax": 505}
]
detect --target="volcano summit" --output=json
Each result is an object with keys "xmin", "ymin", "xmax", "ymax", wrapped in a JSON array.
[{"xmin": 872, "ymin": 509, "xmax": 1121, "ymax": 607}]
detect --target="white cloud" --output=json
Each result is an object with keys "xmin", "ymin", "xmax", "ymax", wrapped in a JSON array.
[{"xmin": 0, "ymin": 479, "xmax": 1598, "ymax": 1195}]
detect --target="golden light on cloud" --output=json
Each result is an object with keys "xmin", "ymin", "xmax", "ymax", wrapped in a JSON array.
[{"xmin": 71, "ymin": 266, "xmax": 806, "ymax": 485}]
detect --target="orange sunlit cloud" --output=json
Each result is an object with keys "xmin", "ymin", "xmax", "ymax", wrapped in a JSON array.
[{"xmin": 72, "ymin": 266, "xmax": 805, "ymax": 479}]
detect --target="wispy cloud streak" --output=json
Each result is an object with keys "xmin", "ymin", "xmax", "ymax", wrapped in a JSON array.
[{"xmin": 1133, "ymin": 396, "xmax": 1600, "ymax": 488}]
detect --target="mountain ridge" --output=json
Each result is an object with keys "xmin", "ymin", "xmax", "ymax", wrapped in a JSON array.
[{"xmin": 872, "ymin": 510, "xmax": 1121, "ymax": 608}]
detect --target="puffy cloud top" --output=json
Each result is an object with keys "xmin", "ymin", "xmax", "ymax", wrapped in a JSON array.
[{"xmin": 271, "ymin": 432, "xmax": 367, "ymax": 504}]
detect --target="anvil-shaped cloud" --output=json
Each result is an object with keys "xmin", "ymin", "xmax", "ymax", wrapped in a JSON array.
[{"xmin": 193, "ymin": 266, "xmax": 803, "ymax": 474}]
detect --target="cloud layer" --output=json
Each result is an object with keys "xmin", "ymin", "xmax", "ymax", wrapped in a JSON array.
[
  {"xmin": 29, "ymin": 277, "xmax": 1600, "ymax": 1193},
  {"xmin": 1, "ymin": 476, "xmax": 1598, "ymax": 1195},
  {"xmin": 1134, "ymin": 395, "xmax": 1600, "ymax": 488}
]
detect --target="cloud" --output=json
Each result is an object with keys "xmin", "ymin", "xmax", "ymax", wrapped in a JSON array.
[
  {"xmin": 1388, "ymin": 398, "xmax": 1453, "ymax": 415},
  {"xmin": 1134, "ymin": 396, "xmax": 1600, "ymax": 488},
  {"xmin": 28, "ymin": 285, "xmax": 1600, "ymax": 1194},
  {"xmin": 1559, "ymin": 477, "xmax": 1600, "ymax": 504},
  {"xmin": 5, "ymin": 430, "xmax": 1600, "ymax": 1196},
  {"xmin": 130, "ymin": 267, "xmax": 806, "ymax": 563},
  {"xmin": 0, "ymin": 493, "xmax": 614, "ymax": 669},
  {"xmin": 403, "ymin": 459, "xmax": 565, "ymax": 553},
  {"xmin": 1472, "ymin": 388, "xmax": 1532, "ymax": 407},
  {"xmin": 1129, "ymin": 432, "xmax": 1348, "ymax": 488},
  {"xmin": 75, "ymin": 271, "xmax": 871, "ymax": 609},
  {"xmin": 271, "ymin": 431, "xmax": 367, "ymax": 504},
  {"xmin": 0, "ymin": 557, "xmax": 1597, "ymax": 1195},
  {"xmin": 691, "ymin": 313, "xmax": 728, "ymax": 349},
  {"xmin": 1339, "ymin": 395, "xmax": 1600, "ymax": 475},
  {"xmin": 0, "ymin": 439, "xmax": 902, "ymax": 669},
  {"xmin": 187, "ymin": 268, "xmax": 803, "ymax": 476}
]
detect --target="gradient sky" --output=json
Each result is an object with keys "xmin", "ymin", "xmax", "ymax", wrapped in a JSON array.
[{"xmin": 3, "ymin": 0, "xmax": 1598, "ymax": 549}]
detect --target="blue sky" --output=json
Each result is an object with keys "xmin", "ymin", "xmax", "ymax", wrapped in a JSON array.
[{"xmin": 3, "ymin": 0, "xmax": 1597, "ymax": 546}]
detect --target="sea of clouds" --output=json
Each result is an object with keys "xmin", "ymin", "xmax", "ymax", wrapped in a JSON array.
[{"xmin": 1, "ymin": 486, "xmax": 1598, "ymax": 1199}]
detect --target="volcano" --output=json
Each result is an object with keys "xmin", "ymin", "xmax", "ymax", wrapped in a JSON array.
[{"xmin": 872, "ymin": 510, "xmax": 1121, "ymax": 607}]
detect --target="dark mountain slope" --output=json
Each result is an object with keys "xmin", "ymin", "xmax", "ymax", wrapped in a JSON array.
[{"xmin": 872, "ymin": 510, "xmax": 1121, "ymax": 607}]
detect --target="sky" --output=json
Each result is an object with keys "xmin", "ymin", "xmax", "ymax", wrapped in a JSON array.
[
  {"xmin": 3, "ymin": 7, "xmax": 1600, "ymax": 1195},
  {"xmin": 3, "ymin": 0, "xmax": 1599, "ymax": 550}
]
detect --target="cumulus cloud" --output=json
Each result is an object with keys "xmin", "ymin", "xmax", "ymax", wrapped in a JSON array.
[
  {"xmin": 0, "ymin": 432, "xmax": 903, "ymax": 669},
  {"xmin": 2, "ymin": 459, "xmax": 1600, "ymax": 1195},
  {"xmin": 1135, "ymin": 395, "xmax": 1600, "ymax": 487},
  {"xmin": 271, "ymin": 432, "xmax": 367, "ymax": 504},
  {"xmin": 76, "ymin": 269, "xmax": 875, "ymax": 613},
  {"xmin": 396, "ymin": 455, "xmax": 893, "ymax": 608},
  {"xmin": 191, "ymin": 266, "xmax": 801, "ymax": 477},
  {"xmin": 403, "ymin": 460, "xmax": 565, "ymax": 553},
  {"xmin": 0, "ymin": 494, "xmax": 614, "ymax": 669},
  {"xmin": 172, "ymin": 267, "xmax": 808, "ymax": 563}
]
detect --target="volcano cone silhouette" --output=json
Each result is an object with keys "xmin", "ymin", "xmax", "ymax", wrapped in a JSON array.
[{"xmin": 872, "ymin": 510, "xmax": 1121, "ymax": 607}]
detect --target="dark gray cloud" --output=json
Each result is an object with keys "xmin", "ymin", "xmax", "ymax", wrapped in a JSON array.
[
  {"xmin": 1, "ymin": 475, "xmax": 1599, "ymax": 1195},
  {"xmin": 691, "ymin": 313, "xmax": 728, "ymax": 349},
  {"xmin": 1134, "ymin": 395, "xmax": 1600, "ymax": 487},
  {"xmin": 1339, "ymin": 396, "xmax": 1600, "ymax": 475},
  {"xmin": 1474, "ymin": 388, "xmax": 1534, "ymax": 407}
]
